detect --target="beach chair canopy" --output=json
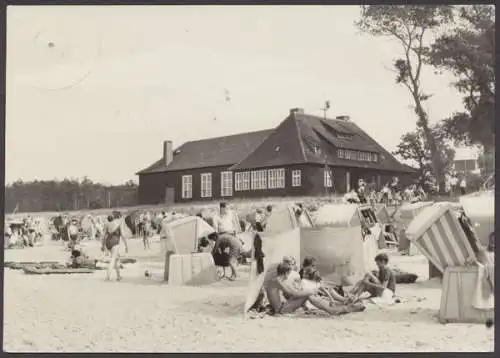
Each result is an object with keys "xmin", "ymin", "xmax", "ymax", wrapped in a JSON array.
[
  {"xmin": 406, "ymin": 203, "xmax": 479, "ymax": 274},
  {"xmin": 314, "ymin": 204, "xmax": 361, "ymax": 227},
  {"xmin": 123, "ymin": 210, "xmax": 142, "ymax": 235},
  {"xmin": 300, "ymin": 225, "xmax": 374, "ymax": 285},
  {"xmin": 167, "ymin": 216, "xmax": 216, "ymax": 255},
  {"xmin": 264, "ymin": 206, "xmax": 300, "ymax": 234},
  {"xmin": 375, "ymin": 204, "xmax": 391, "ymax": 224},
  {"xmin": 459, "ymin": 190, "xmax": 494, "ymax": 246},
  {"xmin": 244, "ymin": 228, "xmax": 301, "ymax": 315},
  {"xmin": 396, "ymin": 201, "xmax": 434, "ymax": 223}
]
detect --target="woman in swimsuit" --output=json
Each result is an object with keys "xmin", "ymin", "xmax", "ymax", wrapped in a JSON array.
[{"xmin": 102, "ymin": 215, "xmax": 128, "ymax": 281}]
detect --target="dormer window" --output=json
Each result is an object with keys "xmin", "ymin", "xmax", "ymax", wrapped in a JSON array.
[
  {"xmin": 313, "ymin": 145, "xmax": 321, "ymax": 155},
  {"xmin": 337, "ymin": 134, "xmax": 352, "ymax": 140}
]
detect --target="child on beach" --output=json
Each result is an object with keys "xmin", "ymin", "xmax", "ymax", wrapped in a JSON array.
[
  {"xmin": 350, "ymin": 253, "xmax": 396, "ymax": 302},
  {"xmin": 296, "ymin": 256, "xmax": 359, "ymax": 308}
]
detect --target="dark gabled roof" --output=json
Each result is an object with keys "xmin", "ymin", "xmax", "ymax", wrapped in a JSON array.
[
  {"xmin": 230, "ymin": 112, "xmax": 414, "ymax": 173},
  {"xmin": 136, "ymin": 129, "xmax": 273, "ymax": 174}
]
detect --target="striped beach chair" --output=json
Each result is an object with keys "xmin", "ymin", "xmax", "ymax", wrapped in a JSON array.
[
  {"xmin": 405, "ymin": 203, "xmax": 478, "ymax": 274},
  {"xmin": 405, "ymin": 203, "xmax": 494, "ymax": 323}
]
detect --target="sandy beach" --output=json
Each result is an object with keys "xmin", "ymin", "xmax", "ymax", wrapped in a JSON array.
[{"xmin": 3, "ymin": 236, "xmax": 494, "ymax": 352}]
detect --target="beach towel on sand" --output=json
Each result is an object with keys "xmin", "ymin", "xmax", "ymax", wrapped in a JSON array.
[{"xmin": 368, "ymin": 289, "xmax": 396, "ymax": 306}]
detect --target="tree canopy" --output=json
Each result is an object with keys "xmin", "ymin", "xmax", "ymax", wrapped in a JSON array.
[
  {"xmin": 356, "ymin": 5, "xmax": 454, "ymax": 192},
  {"xmin": 4, "ymin": 178, "xmax": 138, "ymax": 213},
  {"xmin": 427, "ymin": 5, "xmax": 495, "ymax": 153}
]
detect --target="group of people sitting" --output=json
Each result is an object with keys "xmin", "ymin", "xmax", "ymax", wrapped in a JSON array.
[
  {"xmin": 4, "ymin": 216, "xmax": 42, "ymax": 249},
  {"xmin": 343, "ymin": 178, "xmax": 428, "ymax": 206},
  {"xmin": 251, "ymin": 252, "xmax": 397, "ymax": 317}
]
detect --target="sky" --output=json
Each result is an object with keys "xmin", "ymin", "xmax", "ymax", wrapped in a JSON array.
[{"xmin": 6, "ymin": 5, "xmax": 465, "ymax": 185}]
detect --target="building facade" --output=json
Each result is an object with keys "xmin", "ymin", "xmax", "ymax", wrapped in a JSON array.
[{"xmin": 137, "ymin": 109, "xmax": 415, "ymax": 204}]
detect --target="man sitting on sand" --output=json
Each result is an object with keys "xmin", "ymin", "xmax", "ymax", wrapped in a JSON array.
[
  {"xmin": 263, "ymin": 257, "xmax": 364, "ymax": 316},
  {"xmin": 350, "ymin": 253, "xmax": 396, "ymax": 302}
]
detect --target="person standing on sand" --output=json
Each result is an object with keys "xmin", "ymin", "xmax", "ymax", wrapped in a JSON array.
[
  {"xmin": 213, "ymin": 202, "xmax": 242, "ymax": 279},
  {"xmin": 102, "ymin": 215, "xmax": 128, "ymax": 281},
  {"xmin": 159, "ymin": 212, "xmax": 176, "ymax": 282},
  {"xmin": 460, "ymin": 176, "xmax": 467, "ymax": 195},
  {"xmin": 142, "ymin": 213, "xmax": 152, "ymax": 250}
]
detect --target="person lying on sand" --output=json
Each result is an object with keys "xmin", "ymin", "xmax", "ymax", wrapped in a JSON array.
[
  {"xmin": 297, "ymin": 256, "xmax": 359, "ymax": 307},
  {"xmin": 350, "ymin": 253, "xmax": 396, "ymax": 302},
  {"xmin": 301, "ymin": 266, "xmax": 357, "ymax": 305},
  {"xmin": 263, "ymin": 259, "xmax": 365, "ymax": 316}
]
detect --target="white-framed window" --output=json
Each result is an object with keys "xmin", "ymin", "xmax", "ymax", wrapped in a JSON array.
[
  {"xmin": 359, "ymin": 151, "xmax": 370, "ymax": 161},
  {"xmin": 242, "ymin": 172, "xmax": 250, "ymax": 190},
  {"xmin": 251, "ymin": 170, "xmax": 267, "ymax": 190},
  {"xmin": 221, "ymin": 171, "xmax": 233, "ymax": 197},
  {"xmin": 235, "ymin": 172, "xmax": 243, "ymax": 192},
  {"xmin": 324, "ymin": 169, "xmax": 333, "ymax": 188},
  {"xmin": 338, "ymin": 149, "xmax": 345, "ymax": 158},
  {"xmin": 268, "ymin": 168, "xmax": 285, "ymax": 189},
  {"xmin": 181, "ymin": 175, "xmax": 192, "ymax": 199},
  {"xmin": 372, "ymin": 153, "xmax": 378, "ymax": 162},
  {"xmin": 276, "ymin": 168, "xmax": 285, "ymax": 188},
  {"xmin": 251, "ymin": 171, "xmax": 258, "ymax": 190},
  {"xmin": 268, "ymin": 169, "xmax": 277, "ymax": 189},
  {"xmin": 235, "ymin": 172, "xmax": 250, "ymax": 191},
  {"xmin": 292, "ymin": 170, "xmax": 301, "ymax": 187},
  {"xmin": 200, "ymin": 173, "xmax": 212, "ymax": 198},
  {"xmin": 260, "ymin": 170, "xmax": 267, "ymax": 189}
]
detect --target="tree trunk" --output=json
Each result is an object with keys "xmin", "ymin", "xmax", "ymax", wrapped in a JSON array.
[{"xmin": 412, "ymin": 92, "xmax": 446, "ymax": 193}]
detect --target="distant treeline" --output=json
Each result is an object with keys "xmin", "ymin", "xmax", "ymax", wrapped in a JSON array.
[{"xmin": 4, "ymin": 177, "xmax": 138, "ymax": 214}]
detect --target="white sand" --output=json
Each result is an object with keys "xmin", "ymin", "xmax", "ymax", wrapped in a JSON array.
[{"xmin": 3, "ymin": 237, "xmax": 494, "ymax": 352}]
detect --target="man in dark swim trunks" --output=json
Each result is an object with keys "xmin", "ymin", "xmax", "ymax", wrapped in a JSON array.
[{"xmin": 102, "ymin": 215, "xmax": 128, "ymax": 281}]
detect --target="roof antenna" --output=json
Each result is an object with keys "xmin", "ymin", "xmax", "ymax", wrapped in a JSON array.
[{"xmin": 321, "ymin": 100, "xmax": 330, "ymax": 120}]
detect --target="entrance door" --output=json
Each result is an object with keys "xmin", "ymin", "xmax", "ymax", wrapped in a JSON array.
[
  {"xmin": 165, "ymin": 187, "xmax": 175, "ymax": 204},
  {"xmin": 346, "ymin": 171, "xmax": 351, "ymax": 192}
]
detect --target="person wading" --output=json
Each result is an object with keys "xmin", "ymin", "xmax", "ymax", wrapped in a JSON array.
[
  {"xmin": 159, "ymin": 212, "xmax": 176, "ymax": 282},
  {"xmin": 102, "ymin": 215, "xmax": 128, "ymax": 281}
]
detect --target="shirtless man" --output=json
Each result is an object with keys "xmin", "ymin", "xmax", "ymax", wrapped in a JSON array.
[{"xmin": 263, "ymin": 258, "xmax": 359, "ymax": 316}]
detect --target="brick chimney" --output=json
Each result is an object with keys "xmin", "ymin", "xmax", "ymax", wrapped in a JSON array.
[
  {"xmin": 290, "ymin": 108, "xmax": 305, "ymax": 115},
  {"xmin": 163, "ymin": 140, "xmax": 173, "ymax": 167}
]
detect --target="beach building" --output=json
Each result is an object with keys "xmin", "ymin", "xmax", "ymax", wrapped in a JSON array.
[
  {"xmin": 452, "ymin": 146, "xmax": 483, "ymax": 175},
  {"xmin": 136, "ymin": 108, "xmax": 415, "ymax": 204}
]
